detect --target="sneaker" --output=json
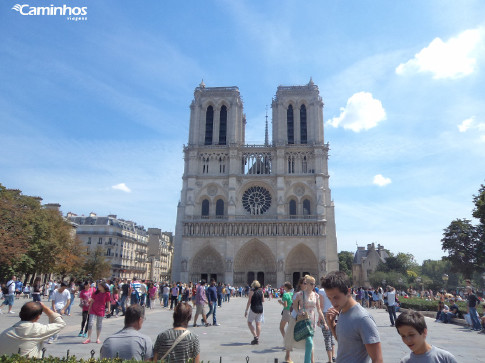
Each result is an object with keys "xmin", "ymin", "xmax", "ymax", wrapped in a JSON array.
[
  {"xmin": 250, "ymin": 337, "xmax": 259, "ymax": 345},
  {"xmin": 84, "ymin": 333, "xmax": 88, "ymax": 338},
  {"xmin": 479, "ymin": 330, "xmax": 485, "ymax": 334},
  {"xmin": 204, "ymin": 323, "xmax": 211, "ymax": 327},
  {"xmin": 193, "ymin": 323, "xmax": 197, "ymax": 327},
  {"xmin": 8, "ymin": 311, "xmax": 15, "ymax": 314},
  {"xmin": 78, "ymin": 332, "xmax": 84, "ymax": 337},
  {"xmin": 213, "ymin": 323, "xmax": 221, "ymax": 326}
]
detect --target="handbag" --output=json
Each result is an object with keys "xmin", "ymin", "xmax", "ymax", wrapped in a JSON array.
[{"xmin": 294, "ymin": 291, "xmax": 314, "ymax": 342}]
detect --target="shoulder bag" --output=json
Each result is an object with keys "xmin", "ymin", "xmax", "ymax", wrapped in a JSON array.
[
  {"xmin": 160, "ymin": 329, "xmax": 190, "ymax": 362},
  {"xmin": 294, "ymin": 291, "xmax": 314, "ymax": 342}
]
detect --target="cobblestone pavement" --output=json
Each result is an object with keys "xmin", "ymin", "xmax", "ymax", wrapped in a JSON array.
[{"xmin": 0, "ymin": 296, "xmax": 483, "ymax": 362}]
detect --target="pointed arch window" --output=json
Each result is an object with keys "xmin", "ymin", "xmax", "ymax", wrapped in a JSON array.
[
  {"xmin": 289, "ymin": 200, "xmax": 297, "ymax": 217},
  {"xmin": 287, "ymin": 105, "xmax": 294, "ymax": 144},
  {"xmin": 303, "ymin": 199, "xmax": 311, "ymax": 215},
  {"xmin": 201, "ymin": 199, "xmax": 210, "ymax": 217},
  {"xmin": 300, "ymin": 104, "xmax": 307, "ymax": 144},
  {"xmin": 219, "ymin": 105, "xmax": 227, "ymax": 145},
  {"xmin": 204, "ymin": 106, "xmax": 214, "ymax": 145},
  {"xmin": 216, "ymin": 199, "xmax": 224, "ymax": 217}
]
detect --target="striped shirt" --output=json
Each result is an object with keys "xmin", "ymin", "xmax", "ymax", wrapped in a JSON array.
[{"xmin": 154, "ymin": 328, "xmax": 199, "ymax": 363}]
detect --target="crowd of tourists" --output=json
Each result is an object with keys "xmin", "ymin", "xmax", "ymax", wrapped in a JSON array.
[{"xmin": 1, "ymin": 271, "xmax": 484, "ymax": 362}]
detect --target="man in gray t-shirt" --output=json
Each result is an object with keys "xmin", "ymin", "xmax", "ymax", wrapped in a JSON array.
[
  {"xmin": 322, "ymin": 271, "xmax": 383, "ymax": 363},
  {"xmin": 100, "ymin": 305, "xmax": 153, "ymax": 360}
]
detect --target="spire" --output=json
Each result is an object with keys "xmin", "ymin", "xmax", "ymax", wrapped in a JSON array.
[
  {"xmin": 199, "ymin": 79, "xmax": 205, "ymax": 88},
  {"xmin": 308, "ymin": 77, "xmax": 314, "ymax": 86},
  {"xmin": 265, "ymin": 105, "xmax": 269, "ymax": 146}
]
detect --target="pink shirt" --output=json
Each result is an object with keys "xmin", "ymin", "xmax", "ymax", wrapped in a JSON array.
[
  {"xmin": 90, "ymin": 291, "xmax": 110, "ymax": 316},
  {"xmin": 110, "ymin": 293, "xmax": 119, "ymax": 305},
  {"xmin": 79, "ymin": 289, "xmax": 92, "ymax": 312}
]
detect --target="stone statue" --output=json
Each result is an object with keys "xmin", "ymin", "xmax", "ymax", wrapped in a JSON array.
[
  {"xmin": 181, "ymin": 259, "xmax": 188, "ymax": 272},
  {"xmin": 225, "ymin": 259, "xmax": 233, "ymax": 272},
  {"xmin": 319, "ymin": 259, "xmax": 326, "ymax": 272},
  {"xmin": 277, "ymin": 259, "xmax": 284, "ymax": 272}
]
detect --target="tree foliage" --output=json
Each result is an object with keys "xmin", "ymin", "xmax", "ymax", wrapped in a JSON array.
[
  {"xmin": 441, "ymin": 218, "xmax": 484, "ymax": 279},
  {"xmin": 83, "ymin": 246, "xmax": 112, "ymax": 281},
  {"xmin": 338, "ymin": 251, "xmax": 354, "ymax": 278},
  {"xmin": 472, "ymin": 182, "xmax": 485, "ymax": 225}
]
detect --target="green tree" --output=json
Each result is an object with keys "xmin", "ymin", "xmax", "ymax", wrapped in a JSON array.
[
  {"xmin": 441, "ymin": 219, "xmax": 485, "ymax": 279},
  {"xmin": 338, "ymin": 251, "xmax": 354, "ymax": 278},
  {"xmin": 82, "ymin": 246, "xmax": 111, "ymax": 281},
  {"xmin": 472, "ymin": 182, "xmax": 485, "ymax": 225}
]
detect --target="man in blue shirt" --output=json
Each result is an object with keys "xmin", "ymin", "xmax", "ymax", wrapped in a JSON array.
[{"xmin": 205, "ymin": 279, "xmax": 219, "ymax": 326}]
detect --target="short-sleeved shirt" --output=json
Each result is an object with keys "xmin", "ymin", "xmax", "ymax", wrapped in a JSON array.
[
  {"xmin": 400, "ymin": 346, "xmax": 458, "ymax": 363},
  {"xmin": 282, "ymin": 292, "xmax": 293, "ymax": 311},
  {"xmin": 52, "ymin": 289, "xmax": 71, "ymax": 310},
  {"xmin": 468, "ymin": 293, "xmax": 480, "ymax": 308},
  {"xmin": 318, "ymin": 289, "xmax": 332, "ymax": 313},
  {"xmin": 386, "ymin": 291, "xmax": 396, "ymax": 306},
  {"xmin": 336, "ymin": 303, "xmax": 380, "ymax": 363},
  {"xmin": 154, "ymin": 328, "xmax": 199, "ymax": 362},
  {"xmin": 100, "ymin": 327, "xmax": 153, "ymax": 360},
  {"xmin": 90, "ymin": 292, "xmax": 110, "ymax": 316},
  {"xmin": 7, "ymin": 281, "xmax": 16, "ymax": 295},
  {"xmin": 195, "ymin": 285, "xmax": 207, "ymax": 305},
  {"xmin": 79, "ymin": 289, "xmax": 92, "ymax": 312}
]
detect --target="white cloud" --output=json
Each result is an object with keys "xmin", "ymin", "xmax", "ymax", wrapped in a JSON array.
[
  {"xmin": 373, "ymin": 174, "xmax": 391, "ymax": 187},
  {"xmin": 112, "ymin": 183, "xmax": 131, "ymax": 193},
  {"xmin": 327, "ymin": 92, "xmax": 386, "ymax": 132},
  {"xmin": 396, "ymin": 28, "xmax": 483, "ymax": 79},
  {"xmin": 458, "ymin": 117, "xmax": 475, "ymax": 132}
]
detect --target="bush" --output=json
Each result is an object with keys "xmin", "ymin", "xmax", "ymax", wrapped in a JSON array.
[{"xmin": 399, "ymin": 297, "xmax": 484, "ymax": 314}]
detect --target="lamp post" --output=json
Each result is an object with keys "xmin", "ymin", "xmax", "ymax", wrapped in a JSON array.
[{"xmin": 442, "ymin": 273, "xmax": 449, "ymax": 293}]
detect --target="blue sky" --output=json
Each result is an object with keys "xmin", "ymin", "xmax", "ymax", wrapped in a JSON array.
[{"xmin": 1, "ymin": 1, "xmax": 484, "ymax": 263}]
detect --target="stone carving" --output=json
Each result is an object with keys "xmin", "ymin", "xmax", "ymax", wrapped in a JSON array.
[
  {"xmin": 195, "ymin": 181, "xmax": 203, "ymax": 187},
  {"xmin": 208, "ymin": 185, "xmax": 218, "ymax": 196},
  {"xmin": 295, "ymin": 185, "xmax": 305, "ymax": 197},
  {"xmin": 277, "ymin": 259, "xmax": 284, "ymax": 272},
  {"xmin": 319, "ymin": 259, "xmax": 326, "ymax": 272},
  {"xmin": 225, "ymin": 259, "xmax": 233, "ymax": 272},
  {"xmin": 181, "ymin": 259, "xmax": 188, "ymax": 272}
]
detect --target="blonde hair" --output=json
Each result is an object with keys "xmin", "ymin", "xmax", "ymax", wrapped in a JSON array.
[
  {"xmin": 251, "ymin": 280, "xmax": 261, "ymax": 289},
  {"xmin": 304, "ymin": 275, "xmax": 315, "ymax": 285}
]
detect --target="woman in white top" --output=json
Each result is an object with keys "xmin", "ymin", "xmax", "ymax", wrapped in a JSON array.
[{"xmin": 319, "ymin": 276, "xmax": 335, "ymax": 363}]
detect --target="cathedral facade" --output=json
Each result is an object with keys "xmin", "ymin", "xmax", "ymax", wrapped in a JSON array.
[{"xmin": 172, "ymin": 80, "xmax": 338, "ymax": 288}]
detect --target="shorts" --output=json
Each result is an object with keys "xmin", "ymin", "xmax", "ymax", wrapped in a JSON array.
[
  {"xmin": 195, "ymin": 304, "xmax": 208, "ymax": 315},
  {"xmin": 247, "ymin": 309, "xmax": 263, "ymax": 323},
  {"xmin": 281, "ymin": 309, "xmax": 291, "ymax": 323},
  {"xmin": 4, "ymin": 295, "xmax": 14, "ymax": 306}
]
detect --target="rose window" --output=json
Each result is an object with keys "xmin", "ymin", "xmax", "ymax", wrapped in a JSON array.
[{"xmin": 242, "ymin": 186, "xmax": 272, "ymax": 215}]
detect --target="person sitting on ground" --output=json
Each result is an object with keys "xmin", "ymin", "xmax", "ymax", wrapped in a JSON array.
[
  {"xmin": 440, "ymin": 299, "xmax": 459, "ymax": 324},
  {"xmin": 100, "ymin": 304, "xmax": 153, "ymax": 360},
  {"xmin": 0, "ymin": 301, "xmax": 66, "ymax": 357},
  {"xmin": 396, "ymin": 309, "xmax": 458, "ymax": 362},
  {"xmin": 153, "ymin": 302, "xmax": 200, "ymax": 363}
]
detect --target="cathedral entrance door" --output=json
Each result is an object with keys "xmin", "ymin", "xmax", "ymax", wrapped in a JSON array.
[
  {"xmin": 247, "ymin": 271, "xmax": 255, "ymax": 285},
  {"xmin": 293, "ymin": 272, "xmax": 300, "ymax": 287},
  {"xmin": 201, "ymin": 273, "xmax": 208, "ymax": 282},
  {"xmin": 210, "ymin": 274, "xmax": 217, "ymax": 282},
  {"xmin": 257, "ymin": 272, "xmax": 265, "ymax": 286}
]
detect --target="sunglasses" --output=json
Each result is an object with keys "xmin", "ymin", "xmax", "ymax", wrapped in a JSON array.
[{"xmin": 303, "ymin": 282, "xmax": 315, "ymax": 286}]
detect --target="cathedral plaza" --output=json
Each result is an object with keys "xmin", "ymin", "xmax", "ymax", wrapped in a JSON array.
[{"xmin": 0, "ymin": 297, "xmax": 480, "ymax": 362}]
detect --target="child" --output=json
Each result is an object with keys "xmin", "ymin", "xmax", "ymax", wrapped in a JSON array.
[{"xmin": 395, "ymin": 310, "xmax": 457, "ymax": 362}]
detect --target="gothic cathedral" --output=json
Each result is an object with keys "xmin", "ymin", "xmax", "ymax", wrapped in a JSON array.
[{"xmin": 172, "ymin": 80, "xmax": 338, "ymax": 288}]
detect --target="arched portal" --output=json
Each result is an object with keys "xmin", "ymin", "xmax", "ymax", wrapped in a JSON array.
[
  {"xmin": 190, "ymin": 246, "xmax": 224, "ymax": 283},
  {"xmin": 234, "ymin": 239, "xmax": 277, "ymax": 286},
  {"xmin": 285, "ymin": 244, "xmax": 318, "ymax": 287}
]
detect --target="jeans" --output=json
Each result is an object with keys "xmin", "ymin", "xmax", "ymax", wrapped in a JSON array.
[
  {"xmin": 469, "ymin": 307, "xmax": 481, "ymax": 330},
  {"xmin": 120, "ymin": 294, "xmax": 127, "ymax": 313},
  {"xmin": 388, "ymin": 305, "xmax": 397, "ymax": 325},
  {"xmin": 162, "ymin": 294, "xmax": 169, "ymax": 307},
  {"xmin": 66, "ymin": 293, "xmax": 75, "ymax": 315},
  {"xmin": 441, "ymin": 312, "xmax": 456, "ymax": 323},
  {"xmin": 131, "ymin": 293, "xmax": 139, "ymax": 305},
  {"xmin": 32, "ymin": 294, "xmax": 41, "ymax": 302},
  {"xmin": 170, "ymin": 295, "xmax": 178, "ymax": 309},
  {"xmin": 206, "ymin": 302, "xmax": 217, "ymax": 324},
  {"xmin": 304, "ymin": 336, "xmax": 313, "ymax": 363},
  {"xmin": 217, "ymin": 294, "xmax": 222, "ymax": 307}
]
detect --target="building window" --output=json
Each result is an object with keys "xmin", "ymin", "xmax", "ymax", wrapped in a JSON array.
[
  {"xmin": 109, "ymin": 237, "xmax": 112, "ymax": 244},
  {"xmin": 205, "ymin": 106, "xmax": 214, "ymax": 145},
  {"xmin": 303, "ymin": 199, "xmax": 311, "ymax": 215},
  {"xmin": 98, "ymin": 237, "xmax": 103, "ymax": 244},
  {"xmin": 216, "ymin": 199, "xmax": 224, "ymax": 217},
  {"xmin": 202, "ymin": 157, "xmax": 209, "ymax": 174},
  {"xmin": 219, "ymin": 105, "xmax": 227, "ymax": 145},
  {"xmin": 201, "ymin": 199, "xmax": 210, "ymax": 217},
  {"xmin": 287, "ymin": 155, "xmax": 295, "ymax": 174},
  {"xmin": 107, "ymin": 248, "xmax": 111, "ymax": 256},
  {"xmin": 289, "ymin": 200, "xmax": 297, "ymax": 216},
  {"xmin": 300, "ymin": 104, "xmax": 307, "ymax": 144},
  {"xmin": 302, "ymin": 156, "xmax": 308, "ymax": 173},
  {"xmin": 87, "ymin": 237, "xmax": 91, "ymax": 245},
  {"xmin": 287, "ymin": 105, "xmax": 294, "ymax": 144}
]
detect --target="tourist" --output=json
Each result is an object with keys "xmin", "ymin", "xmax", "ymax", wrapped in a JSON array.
[
  {"xmin": 83, "ymin": 281, "xmax": 111, "ymax": 344},
  {"xmin": 65, "ymin": 278, "xmax": 76, "ymax": 316},
  {"xmin": 106, "ymin": 287, "xmax": 120, "ymax": 318},
  {"xmin": 284, "ymin": 277, "xmax": 306, "ymax": 363},
  {"xmin": 153, "ymin": 302, "xmax": 200, "ymax": 363},
  {"xmin": 148, "ymin": 282, "xmax": 157, "ymax": 308},
  {"xmin": 78, "ymin": 281, "xmax": 92, "ymax": 338},
  {"xmin": 170, "ymin": 283, "xmax": 179, "ymax": 310},
  {"xmin": 322, "ymin": 271, "xmax": 383, "ymax": 363},
  {"xmin": 161, "ymin": 283, "xmax": 170, "ymax": 308},
  {"xmin": 244, "ymin": 280, "xmax": 264, "ymax": 345},
  {"xmin": 395, "ymin": 310, "xmax": 457, "ymax": 362},
  {"xmin": 0, "ymin": 301, "xmax": 66, "ymax": 357},
  {"xmin": 440, "ymin": 299, "xmax": 460, "ymax": 324},
  {"xmin": 319, "ymin": 276, "xmax": 336, "ymax": 363},
  {"xmin": 466, "ymin": 286, "xmax": 482, "ymax": 331},
  {"xmin": 119, "ymin": 279, "xmax": 129, "ymax": 315},
  {"xmin": 384, "ymin": 286, "xmax": 398, "ymax": 327},
  {"xmin": 217, "ymin": 282, "xmax": 223, "ymax": 307},
  {"xmin": 100, "ymin": 304, "xmax": 153, "ymax": 360},
  {"xmin": 278, "ymin": 281, "xmax": 293, "ymax": 338},
  {"xmin": 31, "ymin": 277, "xmax": 42, "ymax": 303},
  {"xmin": 130, "ymin": 277, "xmax": 141, "ymax": 305},
  {"xmin": 48, "ymin": 281, "xmax": 71, "ymax": 343},
  {"xmin": 292, "ymin": 275, "xmax": 324, "ymax": 363},
  {"xmin": 193, "ymin": 280, "xmax": 210, "ymax": 327},
  {"xmin": 0, "ymin": 275, "xmax": 17, "ymax": 314},
  {"xmin": 205, "ymin": 279, "xmax": 219, "ymax": 326}
]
